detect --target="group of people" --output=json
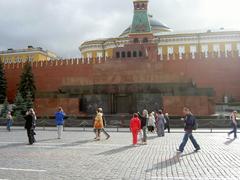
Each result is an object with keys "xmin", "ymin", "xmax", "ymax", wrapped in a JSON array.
[
  {"xmin": 130, "ymin": 109, "xmax": 170, "ymax": 146},
  {"xmin": 130, "ymin": 107, "xmax": 201, "ymax": 152},
  {"xmin": 23, "ymin": 107, "xmax": 65, "ymax": 145},
  {"xmin": 4, "ymin": 105, "xmax": 238, "ymax": 152}
]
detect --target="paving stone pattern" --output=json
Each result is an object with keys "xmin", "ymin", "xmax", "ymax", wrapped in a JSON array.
[{"xmin": 0, "ymin": 128, "xmax": 239, "ymax": 180}]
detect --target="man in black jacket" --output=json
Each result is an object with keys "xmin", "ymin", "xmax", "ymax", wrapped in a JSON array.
[
  {"xmin": 177, "ymin": 107, "xmax": 200, "ymax": 153},
  {"xmin": 24, "ymin": 109, "xmax": 35, "ymax": 145}
]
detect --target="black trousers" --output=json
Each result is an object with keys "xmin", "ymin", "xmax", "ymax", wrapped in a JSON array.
[
  {"xmin": 27, "ymin": 129, "xmax": 34, "ymax": 144},
  {"xmin": 102, "ymin": 128, "xmax": 110, "ymax": 137}
]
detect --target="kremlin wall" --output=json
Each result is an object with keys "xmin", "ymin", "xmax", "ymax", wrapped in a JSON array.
[
  {"xmin": 4, "ymin": 52, "xmax": 240, "ymax": 116},
  {"xmin": 2, "ymin": 0, "xmax": 240, "ymax": 116}
]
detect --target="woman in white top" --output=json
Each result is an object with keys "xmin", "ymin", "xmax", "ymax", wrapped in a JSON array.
[{"xmin": 148, "ymin": 112, "xmax": 155, "ymax": 133}]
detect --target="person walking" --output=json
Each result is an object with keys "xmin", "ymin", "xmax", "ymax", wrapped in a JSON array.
[
  {"xmin": 97, "ymin": 108, "xmax": 110, "ymax": 140},
  {"xmin": 147, "ymin": 112, "xmax": 155, "ymax": 133},
  {"xmin": 55, "ymin": 107, "xmax": 65, "ymax": 139},
  {"xmin": 24, "ymin": 109, "xmax": 36, "ymax": 145},
  {"xmin": 227, "ymin": 110, "xmax": 238, "ymax": 139},
  {"xmin": 164, "ymin": 113, "xmax": 170, "ymax": 133},
  {"xmin": 94, "ymin": 111, "xmax": 104, "ymax": 141},
  {"xmin": 130, "ymin": 113, "xmax": 141, "ymax": 146},
  {"xmin": 6, "ymin": 111, "xmax": 13, "ymax": 132},
  {"xmin": 155, "ymin": 110, "xmax": 165, "ymax": 137},
  {"xmin": 138, "ymin": 109, "xmax": 148, "ymax": 145},
  {"xmin": 177, "ymin": 107, "xmax": 200, "ymax": 153},
  {"xmin": 29, "ymin": 108, "xmax": 37, "ymax": 142}
]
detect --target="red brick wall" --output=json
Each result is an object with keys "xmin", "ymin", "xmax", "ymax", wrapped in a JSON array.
[
  {"xmin": 4, "ymin": 56, "xmax": 240, "ymax": 107},
  {"xmin": 34, "ymin": 98, "xmax": 79, "ymax": 116},
  {"xmin": 163, "ymin": 96, "xmax": 215, "ymax": 116}
]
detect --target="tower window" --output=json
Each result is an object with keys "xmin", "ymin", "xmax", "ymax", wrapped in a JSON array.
[
  {"xmin": 121, "ymin": 51, "xmax": 126, "ymax": 58},
  {"xmin": 139, "ymin": 51, "xmax": 143, "ymax": 57},
  {"xmin": 127, "ymin": 51, "xmax": 131, "ymax": 58},
  {"xmin": 116, "ymin": 52, "xmax": 120, "ymax": 58},
  {"xmin": 133, "ymin": 38, "xmax": 139, "ymax": 43},
  {"xmin": 133, "ymin": 51, "xmax": 137, "ymax": 57},
  {"xmin": 143, "ymin": 37, "xmax": 148, "ymax": 43},
  {"xmin": 136, "ymin": 3, "xmax": 140, "ymax": 9}
]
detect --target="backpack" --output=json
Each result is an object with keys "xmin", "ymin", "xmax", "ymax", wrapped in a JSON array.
[{"xmin": 192, "ymin": 117, "xmax": 198, "ymax": 130}]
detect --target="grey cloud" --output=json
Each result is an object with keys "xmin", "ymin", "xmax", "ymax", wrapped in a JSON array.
[{"xmin": 0, "ymin": 0, "xmax": 238, "ymax": 58}]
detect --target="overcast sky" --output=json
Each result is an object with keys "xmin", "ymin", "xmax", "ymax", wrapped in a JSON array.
[{"xmin": 0, "ymin": 0, "xmax": 239, "ymax": 58}]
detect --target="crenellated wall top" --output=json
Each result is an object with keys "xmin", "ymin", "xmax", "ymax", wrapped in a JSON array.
[{"xmin": 3, "ymin": 50, "xmax": 240, "ymax": 70}]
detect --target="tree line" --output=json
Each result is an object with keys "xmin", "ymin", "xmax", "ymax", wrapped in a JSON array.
[{"xmin": 0, "ymin": 61, "xmax": 36, "ymax": 119}]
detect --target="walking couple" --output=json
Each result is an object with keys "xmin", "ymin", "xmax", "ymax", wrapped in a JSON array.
[{"xmin": 130, "ymin": 110, "xmax": 148, "ymax": 146}]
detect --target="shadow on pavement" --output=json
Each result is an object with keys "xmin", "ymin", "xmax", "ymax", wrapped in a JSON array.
[
  {"xmin": 147, "ymin": 135, "xmax": 160, "ymax": 140},
  {"xmin": 59, "ymin": 139, "xmax": 94, "ymax": 147},
  {"xmin": 145, "ymin": 154, "xmax": 180, "ymax": 172},
  {"xmin": 0, "ymin": 142, "xmax": 26, "ymax": 149},
  {"xmin": 36, "ymin": 138, "xmax": 59, "ymax": 143},
  {"xmin": 96, "ymin": 145, "xmax": 134, "ymax": 156},
  {"xmin": 224, "ymin": 138, "xmax": 236, "ymax": 145},
  {"xmin": 146, "ymin": 151, "xmax": 197, "ymax": 172}
]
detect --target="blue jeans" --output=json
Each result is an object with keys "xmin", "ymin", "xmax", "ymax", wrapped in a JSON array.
[
  {"xmin": 228, "ymin": 123, "xmax": 237, "ymax": 138},
  {"xmin": 179, "ymin": 131, "xmax": 200, "ymax": 152},
  {"xmin": 6, "ymin": 120, "xmax": 12, "ymax": 131}
]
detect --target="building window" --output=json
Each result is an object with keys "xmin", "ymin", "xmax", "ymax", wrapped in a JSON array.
[
  {"xmin": 237, "ymin": 43, "xmax": 240, "ymax": 57},
  {"xmin": 127, "ymin": 51, "xmax": 131, "ymax": 58},
  {"xmin": 97, "ymin": 52, "xmax": 103, "ymax": 59},
  {"xmin": 87, "ymin": 53, "xmax": 92, "ymax": 59},
  {"xmin": 190, "ymin": 45, "xmax": 197, "ymax": 59},
  {"xmin": 167, "ymin": 46, "xmax": 174, "ymax": 60},
  {"xmin": 139, "ymin": 51, "xmax": 143, "ymax": 57},
  {"xmin": 178, "ymin": 46, "xmax": 185, "ymax": 60},
  {"xmin": 201, "ymin": 44, "xmax": 208, "ymax": 58},
  {"xmin": 105, "ymin": 51, "xmax": 108, "ymax": 57},
  {"xmin": 158, "ymin": 47, "xmax": 163, "ymax": 60},
  {"xmin": 143, "ymin": 37, "xmax": 148, "ymax": 43},
  {"xmin": 225, "ymin": 43, "xmax": 232, "ymax": 57},
  {"xmin": 213, "ymin": 44, "xmax": 220, "ymax": 57},
  {"xmin": 133, "ymin": 51, "xmax": 137, "ymax": 57},
  {"xmin": 133, "ymin": 38, "xmax": 139, "ymax": 43},
  {"xmin": 121, "ymin": 51, "xmax": 126, "ymax": 58},
  {"xmin": 116, "ymin": 52, "xmax": 120, "ymax": 58}
]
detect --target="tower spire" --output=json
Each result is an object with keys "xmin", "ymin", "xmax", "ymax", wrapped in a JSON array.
[{"xmin": 130, "ymin": 0, "xmax": 151, "ymax": 34}]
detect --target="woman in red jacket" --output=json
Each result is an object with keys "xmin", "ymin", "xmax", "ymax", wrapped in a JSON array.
[{"xmin": 130, "ymin": 113, "xmax": 141, "ymax": 146}]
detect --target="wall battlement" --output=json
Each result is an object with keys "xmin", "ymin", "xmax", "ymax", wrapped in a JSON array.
[{"xmin": 3, "ymin": 51, "xmax": 240, "ymax": 70}]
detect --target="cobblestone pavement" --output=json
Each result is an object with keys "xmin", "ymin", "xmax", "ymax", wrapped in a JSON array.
[{"xmin": 0, "ymin": 127, "xmax": 239, "ymax": 180}]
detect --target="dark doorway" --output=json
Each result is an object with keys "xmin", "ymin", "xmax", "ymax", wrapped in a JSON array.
[{"xmin": 116, "ymin": 95, "xmax": 130, "ymax": 113}]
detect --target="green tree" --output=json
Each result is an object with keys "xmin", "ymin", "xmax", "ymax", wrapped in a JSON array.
[
  {"xmin": 18, "ymin": 62, "xmax": 36, "ymax": 100},
  {"xmin": 1, "ymin": 98, "xmax": 9, "ymax": 118},
  {"xmin": 25, "ymin": 91, "xmax": 34, "ymax": 109},
  {"xmin": 0, "ymin": 61, "xmax": 7, "ymax": 104},
  {"xmin": 13, "ymin": 91, "xmax": 26, "ymax": 119}
]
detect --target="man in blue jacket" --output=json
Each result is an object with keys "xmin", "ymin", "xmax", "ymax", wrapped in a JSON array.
[
  {"xmin": 55, "ymin": 107, "xmax": 65, "ymax": 139},
  {"xmin": 177, "ymin": 107, "xmax": 200, "ymax": 153}
]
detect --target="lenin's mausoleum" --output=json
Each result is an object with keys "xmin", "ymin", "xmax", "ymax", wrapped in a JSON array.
[{"xmin": 3, "ymin": 0, "xmax": 240, "ymax": 116}]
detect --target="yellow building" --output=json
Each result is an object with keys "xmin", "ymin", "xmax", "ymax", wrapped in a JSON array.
[
  {"xmin": 79, "ymin": 0, "xmax": 240, "ymax": 61},
  {"xmin": 0, "ymin": 46, "xmax": 58, "ymax": 64}
]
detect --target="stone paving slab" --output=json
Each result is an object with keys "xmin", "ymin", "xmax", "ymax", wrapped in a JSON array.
[{"xmin": 0, "ymin": 128, "xmax": 239, "ymax": 180}]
